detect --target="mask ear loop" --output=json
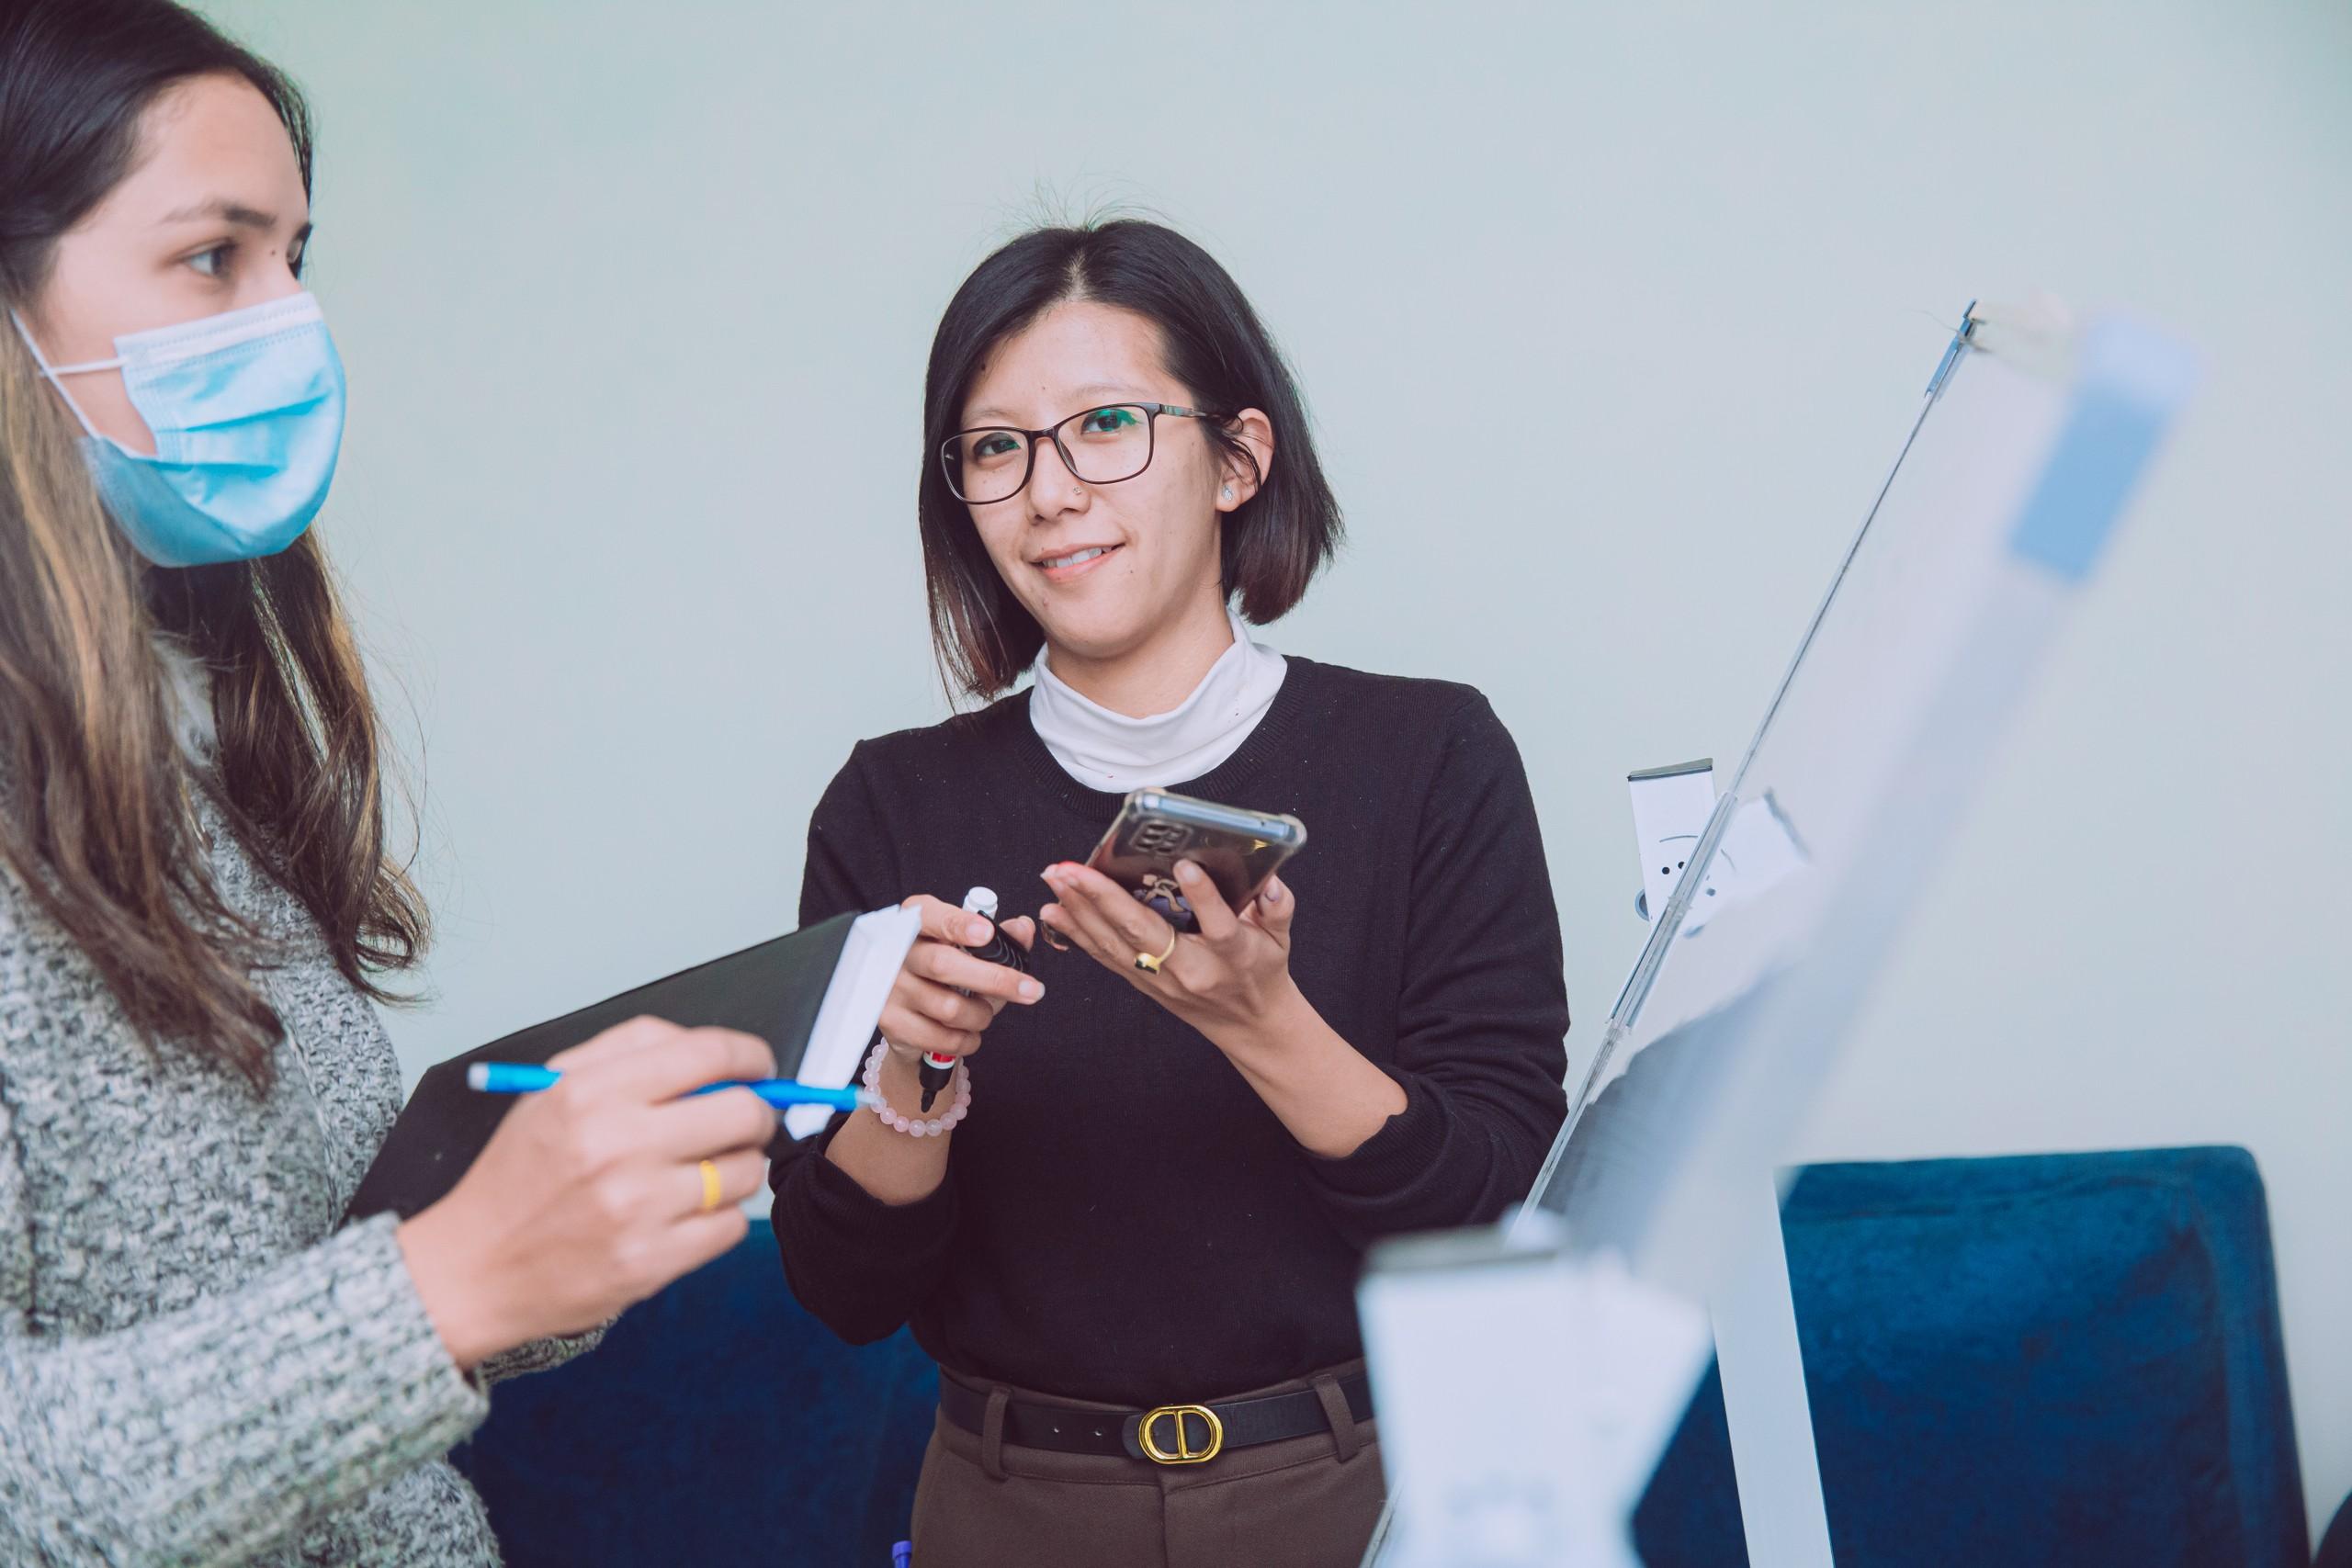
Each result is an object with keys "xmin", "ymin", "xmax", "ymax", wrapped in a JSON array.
[{"xmin": 7, "ymin": 310, "xmax": 119, "ymax": 441}]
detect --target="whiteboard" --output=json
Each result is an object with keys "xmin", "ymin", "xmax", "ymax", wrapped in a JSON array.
[
  {"xmin": 1526, "ymin": 301, "xmax": 2198, "ymax": 1292},
  {"xmin": 1361, "ymin": 301, "xmax": 2198, "ymax": 1568}
]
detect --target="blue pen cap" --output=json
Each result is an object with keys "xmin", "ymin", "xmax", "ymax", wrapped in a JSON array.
[
  {"xmin": 893, "ymin": 1543, "xmax": 912, "ymax": 1568},
  {"xmin": 468, "ymin": 1062, "xmax": 558, "ymax": 1094}
]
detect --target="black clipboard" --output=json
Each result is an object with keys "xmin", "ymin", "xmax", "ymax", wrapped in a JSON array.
[{"xmin": 345, "ymin": 913, "xmax": 859, "ymax": 1223}]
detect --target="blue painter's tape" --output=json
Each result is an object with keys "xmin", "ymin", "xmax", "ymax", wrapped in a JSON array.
[
  {"xmin": 2007, "ymin": 317, "xmax": 2197, "ymax": 581},
  {"xmin": 2005, "ymin": 392, "xmax": 2168, "ymax": 581}
]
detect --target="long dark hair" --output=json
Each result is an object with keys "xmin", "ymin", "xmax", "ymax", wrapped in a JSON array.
[
  {"xmin": 920, "ymin": 220, "xmax": 1344, "ymax": 699},
  {"xmin": 0, "ymin": 0, "xmax": 428, "ymax": 1089}
]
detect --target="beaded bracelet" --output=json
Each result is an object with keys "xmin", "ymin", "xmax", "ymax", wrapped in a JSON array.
[{"xmin": 862, "ymin": 1039, "xmax": 971, "ymax": 1138}]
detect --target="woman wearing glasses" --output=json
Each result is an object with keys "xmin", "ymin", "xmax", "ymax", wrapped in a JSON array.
[{"xmin": 768, "ymin": 220, "xmax": 1571, "ymax": 1566}]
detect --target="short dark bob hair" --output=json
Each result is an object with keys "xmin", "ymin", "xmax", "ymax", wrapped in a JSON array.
[{"xmin": 918, "ymin": 220, "xmax": 1342, "ymax": 700}]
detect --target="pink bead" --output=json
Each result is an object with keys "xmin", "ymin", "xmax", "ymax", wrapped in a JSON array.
[{"xmin": 863, "ymin": 1038, "xmax": 974, "ymax": 1138}]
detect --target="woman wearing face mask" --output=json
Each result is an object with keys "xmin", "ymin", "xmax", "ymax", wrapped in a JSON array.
[
  {"xmin": 0, "ymin": 5, "xmax": 781, "ymax": 1563},
  {"xmin": 768, "ymin": 220, "xmax": 1573, "ymax": 1566}
]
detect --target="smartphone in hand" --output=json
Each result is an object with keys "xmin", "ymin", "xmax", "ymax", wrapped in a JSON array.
[{"xmin": 1083, "ymin": 789, "xmax": 1306, "ymax": 931}]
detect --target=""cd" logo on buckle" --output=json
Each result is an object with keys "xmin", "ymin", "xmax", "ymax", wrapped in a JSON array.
[{"xmin": 1138, "ymin": 1404, "xmax": 1225, "ymax": 1465}]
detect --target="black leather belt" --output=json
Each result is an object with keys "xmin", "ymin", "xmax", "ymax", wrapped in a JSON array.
[{"xmin": 938, "ymin": 1372, "xmax": 1374, "ymax": 1466}]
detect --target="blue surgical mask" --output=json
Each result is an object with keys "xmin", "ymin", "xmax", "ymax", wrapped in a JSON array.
[{"xmin": 10, "ymin": 293, "xmax": 345, "ymax": 568}]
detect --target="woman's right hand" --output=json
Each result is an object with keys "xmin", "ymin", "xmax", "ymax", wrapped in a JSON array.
[
  {"xmin": 876, "ymin": 895, "xmax": 1042, "ymax": 1064},
  {"xmin": 395, "ymin": 1017, "xmax": 780, "ymax": 1371}
]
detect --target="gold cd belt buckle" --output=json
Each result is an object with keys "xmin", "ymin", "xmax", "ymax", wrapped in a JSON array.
[{"xmin": 1137, "ymin": 1403, "xmax": 1225, "ymax": 1465}]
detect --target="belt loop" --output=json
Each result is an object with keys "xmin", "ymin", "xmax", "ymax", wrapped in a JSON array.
[
  {"xmin": 1312, "ymin": 1372, "xmax": 1362, "ymax": 1464},
  {"xmin": 980, "ymin": 1386, "xmax": 1012, "ymax": 1483}
]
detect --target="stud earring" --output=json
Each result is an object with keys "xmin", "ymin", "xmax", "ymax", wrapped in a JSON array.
[{"xmin": 1221, "ymin": 485, "xmax": 1235, "ymax": 501}]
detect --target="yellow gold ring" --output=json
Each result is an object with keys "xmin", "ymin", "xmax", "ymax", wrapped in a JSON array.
[
  {"xmin": 1133, "ymin": 931, "xmax": 1179, "ymax": 975},
  {"xmin": 697, "ymin": 1158, "xmax": 723, "ymax": 1213}
]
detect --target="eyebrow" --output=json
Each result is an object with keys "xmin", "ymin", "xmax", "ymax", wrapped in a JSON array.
[{"xmin": 157, "ymin": 198, "xmax": 304, "ymax": 237}]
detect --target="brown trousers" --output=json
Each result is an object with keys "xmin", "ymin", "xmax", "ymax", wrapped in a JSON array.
[{"xmin": 908, "ymin": 1363, "xmax": 1385, "ymax": 1568}]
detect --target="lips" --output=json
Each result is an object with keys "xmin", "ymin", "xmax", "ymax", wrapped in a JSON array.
[{"xmin": 1035, "ymin": 543, "xmax": 1123, "ymax": 582}]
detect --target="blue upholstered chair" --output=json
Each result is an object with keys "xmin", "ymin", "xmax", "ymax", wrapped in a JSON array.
[
  {"xmin": 455, "ymin": 1147, "xmax": 2307, "ymax": 1566},
  {"xmin": 2317, "ymin": 1493, "xmax": 2352, "ymax": 1568},
  {"xmin": 1636, "ymin": 1146, "xmax": 2308, "ymax": 1567},
  {"xmin": 450, "ymin": 1218, "xmax": 935, "ymax": 1568}
]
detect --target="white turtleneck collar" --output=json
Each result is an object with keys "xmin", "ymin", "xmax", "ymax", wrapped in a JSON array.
[{"xmin": 1028, "ymin": 609, "xmax": 1288, "ymax": 794}]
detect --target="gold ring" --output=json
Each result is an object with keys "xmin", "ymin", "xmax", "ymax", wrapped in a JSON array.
[
  {"xmin": 697, "ymin": 1158, "xmax": 723, "ymax": 1213},
  {"xmin": 1133, "ymin": 931, "xmax": 1179, "ymax": 975}
]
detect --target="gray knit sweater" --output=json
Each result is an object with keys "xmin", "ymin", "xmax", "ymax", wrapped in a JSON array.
[{"xmin": 0, "ymin": 781, "xmax": 592, "ymax": 1566}]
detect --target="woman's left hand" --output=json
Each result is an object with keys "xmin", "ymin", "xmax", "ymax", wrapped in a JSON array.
[
  {"xmin": 1044, "ymin": 859, "xmax": 1408, "ymax": 1157},
  {"xmin": 1039, "ymin": 860, "xmax": 1299, "ymax": 1043}
]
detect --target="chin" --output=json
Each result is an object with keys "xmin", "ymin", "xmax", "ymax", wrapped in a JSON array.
[{"xmin": 1033, "ymin": 604, "xmax": 1157, "ymax": 666}]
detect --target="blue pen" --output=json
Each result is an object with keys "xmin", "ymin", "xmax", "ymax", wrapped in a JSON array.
[{"xmin": 466, "ymin": 1062, "xmax": 876, "ymax": 1113}]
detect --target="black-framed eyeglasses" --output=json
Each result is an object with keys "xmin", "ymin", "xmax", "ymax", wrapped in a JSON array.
[{"xmin": 940, "ymin": 402, "xmax": 1224, "ymax": 505}]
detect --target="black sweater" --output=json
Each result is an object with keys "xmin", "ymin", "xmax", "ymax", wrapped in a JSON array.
[{"xmin": 768, "ymin": 657, "xmax": 1570, "ymax": 1405}]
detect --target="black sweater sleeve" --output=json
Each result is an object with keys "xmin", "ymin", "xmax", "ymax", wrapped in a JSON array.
[
  {"xmin": 1299, "ymin": 694, "xmax": 1571, "ymax": 1246},
  {"xmin": 767, "ymin": 745, "xmax": 960, "ymax": 1345}
]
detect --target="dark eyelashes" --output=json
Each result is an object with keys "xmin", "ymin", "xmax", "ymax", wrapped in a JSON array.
[{"xmin": 188, "ymin": 238, "xmax": 309, "ymax": 282}]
